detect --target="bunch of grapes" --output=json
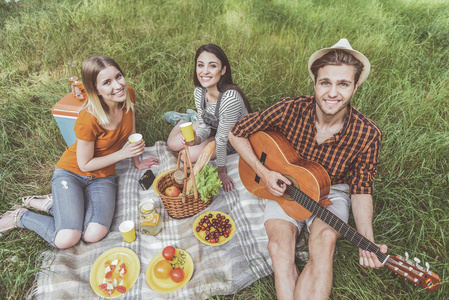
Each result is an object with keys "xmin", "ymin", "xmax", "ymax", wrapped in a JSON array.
[{"xmin": 195, "ymin": 213, "xmax": 232, "ymax": 244}]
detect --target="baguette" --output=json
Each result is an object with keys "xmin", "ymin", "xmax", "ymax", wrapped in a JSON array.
[{"xmin": 186, "ymin": 141, "xmax": 216, "ymax": 192}]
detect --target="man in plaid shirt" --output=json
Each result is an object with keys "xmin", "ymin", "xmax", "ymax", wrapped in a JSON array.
[{"xmin": 229, "ymin": 39, "xmax": 388, "ymax": 300}]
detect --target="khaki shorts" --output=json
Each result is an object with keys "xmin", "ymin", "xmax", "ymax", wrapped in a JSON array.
[{"xmin": 264, "ymin": 183, "xmax": 351, "ymax": 234}]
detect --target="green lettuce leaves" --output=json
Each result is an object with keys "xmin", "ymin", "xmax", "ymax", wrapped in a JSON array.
[{"xmin": 189, "ymin": 165, "xmax": 222, "ymax": 201}]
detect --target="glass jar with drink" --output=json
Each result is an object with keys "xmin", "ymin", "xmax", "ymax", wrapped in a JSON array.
[{"xmin": 138, "ymin": 198, "xmax": 162, "ymax": 236}]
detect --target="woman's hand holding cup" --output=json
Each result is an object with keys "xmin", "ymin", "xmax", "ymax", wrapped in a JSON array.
[
  {"xmin": 179, "ymin": 122, "xmax": 197, "ymax": 146},
  {"xmin": 124, "ymin": 133, "xmax": 145, "ymax": 158}
]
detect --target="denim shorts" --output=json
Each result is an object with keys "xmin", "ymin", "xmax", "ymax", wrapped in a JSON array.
[
  {"xmin": 264, "ymin": 183, "xmax": 351, "ymax": 234},
  {"xmin": 50, "ymin": 168, "xmax": 117, "ymax": 233}
]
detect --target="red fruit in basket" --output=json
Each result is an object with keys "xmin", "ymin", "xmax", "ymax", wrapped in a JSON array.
[{"xmin": 165, "ymin": 186, "xmax": 181, "ymax": 197}]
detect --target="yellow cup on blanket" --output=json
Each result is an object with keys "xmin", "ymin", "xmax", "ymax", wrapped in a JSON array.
[
  {"xmin": 128, "ymin": 133, "xmax": 143, "ymax": 144},
  {"xmin": 119, "ymin": 220, "xmax": 136, "ymax": 243},
  {"xmin": 179, "ymin": 122, "xmax": 194, "ymax": 142}
]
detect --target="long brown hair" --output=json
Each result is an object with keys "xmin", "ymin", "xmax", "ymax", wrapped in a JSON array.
[
  {"xmin": 81, "ymin": 55, "xmax": 133, "ymax": 126},
  {"xmin": 193, "ymin": 44, "xmax": 252, "ymax": 112}
]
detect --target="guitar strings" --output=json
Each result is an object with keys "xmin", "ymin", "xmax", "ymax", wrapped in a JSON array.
[{"xmin": 285, "ymin": 185, "xmax": 387, "ymax": 262}]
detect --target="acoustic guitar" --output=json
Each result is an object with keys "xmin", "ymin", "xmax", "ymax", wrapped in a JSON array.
[{"xmin": 238, "ymin": 130, "xmax": 441, "ymax": 292}]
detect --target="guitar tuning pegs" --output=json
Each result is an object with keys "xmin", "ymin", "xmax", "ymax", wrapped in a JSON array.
[
  {"xmin": 414, "ymin": 257, "xmax": 421, "ymax": 265},
  {"xmin": 426, "ymin": 262, "xmax": 430, "ymax": 272},
  {"xmin": 405, "ymin": 252, "xmax": 409, "ymax": 261}
]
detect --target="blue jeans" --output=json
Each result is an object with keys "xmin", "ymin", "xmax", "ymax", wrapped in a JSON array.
[{"xmin": 18, "ymin": 168, "xmax": 117, "ymax": 248}]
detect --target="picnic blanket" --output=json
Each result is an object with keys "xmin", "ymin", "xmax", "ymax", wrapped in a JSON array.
[{"xmin": 31, "ymin": 141, "xmax": 273, "ymax": 299}]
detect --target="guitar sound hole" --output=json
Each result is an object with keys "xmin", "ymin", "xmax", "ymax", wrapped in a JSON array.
[{"xmin": 282, "ymin": 174, "xmax": 299, "ymax": 201}]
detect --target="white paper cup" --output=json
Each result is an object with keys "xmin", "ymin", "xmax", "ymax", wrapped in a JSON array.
[
  {"xmin": 128, "ymin": 133, "xmax": 143, "ymax": 144},
  {"xmin": 119, "ymin": 220, "xmax": 136, "ymax": 243}
]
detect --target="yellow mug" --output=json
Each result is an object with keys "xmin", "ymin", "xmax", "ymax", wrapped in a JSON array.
[
  {"xmin": 119, "ymin": 220, "xmax": 136, "ymax": 243},
  {"xmin": 179, "ymin": 122, "xmax": 194, "ymax": 142}
]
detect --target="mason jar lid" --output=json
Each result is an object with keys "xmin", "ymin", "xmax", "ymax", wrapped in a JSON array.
[{"xmin": 139, "ymin": 199, "xmax": 156, "ymax": 213}]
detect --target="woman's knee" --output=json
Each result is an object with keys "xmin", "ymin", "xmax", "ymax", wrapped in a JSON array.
[
  {"xmin": 167, "ymin": 137, "xmax": 182, "ymax": 151},
  {"xmin": 83, "ymin": 223, "xmax": 109, "ymax": 243},
  {"xmin": 54, "ymin": 229, "xmax": 82, "ymax": 249}
]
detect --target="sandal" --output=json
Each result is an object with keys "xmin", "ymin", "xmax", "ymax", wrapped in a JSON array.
[
  {"xmin": 21, "ymin": 194, "xmax": 53, "ymax": 212},
  {"xmin": 0, "ymin": 205, "xmax": 28, "ymax": 235}
]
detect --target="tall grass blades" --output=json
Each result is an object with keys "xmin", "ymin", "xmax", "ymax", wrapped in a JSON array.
[{"xmin": 0, "ymin": 0, "xmax": 448, "ymax": 299}]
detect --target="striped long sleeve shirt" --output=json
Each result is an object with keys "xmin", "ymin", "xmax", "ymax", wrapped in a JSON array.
[{"xmin": 194, "ymin": 87, "xmax": 248, "ymax": 167}]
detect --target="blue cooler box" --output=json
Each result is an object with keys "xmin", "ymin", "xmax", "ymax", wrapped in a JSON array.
[{"xmin": 51, "ymin": 93, "xmax": 86, "ymax": 146}]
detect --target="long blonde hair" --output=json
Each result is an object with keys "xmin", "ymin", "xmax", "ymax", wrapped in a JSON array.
[{"xmin": 81, "ymin": 55, "xmax": 134, "ymax": 126}]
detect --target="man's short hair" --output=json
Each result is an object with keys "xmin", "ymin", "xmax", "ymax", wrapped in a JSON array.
[{"xmin": 310, "ymin": 49, "xmax": 364, "ymax": 85}]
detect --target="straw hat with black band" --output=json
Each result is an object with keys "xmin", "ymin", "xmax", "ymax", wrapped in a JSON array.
[{"xmin": 308, "ymin": 38, "xmax": 371, "ymax": 85}]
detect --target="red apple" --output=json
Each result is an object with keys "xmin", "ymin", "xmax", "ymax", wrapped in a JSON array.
[{"xmin": 165, "ymin": 186, "xmax": 181, "ymax": 197}]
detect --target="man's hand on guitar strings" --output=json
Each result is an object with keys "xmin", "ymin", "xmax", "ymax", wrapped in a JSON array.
[
  {"xmin": 359, "ymin": 244, "xmax": 388, "ymax": 269},
  {"xmin": 262, "ymin": 170, "xmax": 291, "ymax": 197}
]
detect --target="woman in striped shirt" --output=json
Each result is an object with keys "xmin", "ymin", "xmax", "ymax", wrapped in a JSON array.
[{"xmin": 166, "ymin": 44, "xmax": 251, "ymax": 192}]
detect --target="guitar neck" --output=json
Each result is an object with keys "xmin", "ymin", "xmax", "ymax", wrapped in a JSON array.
[{"xmin": 285, "ymin": 185, "xmax": 389, "ymax": 264}]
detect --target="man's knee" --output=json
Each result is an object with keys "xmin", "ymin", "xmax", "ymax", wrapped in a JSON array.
[
  {"xmin": 265, "ymin": 219, "xmax": 298, "ymax": 262},
  {"xmin": 309, "ymin": 225, "xmax": 338, "ymax": 259}
]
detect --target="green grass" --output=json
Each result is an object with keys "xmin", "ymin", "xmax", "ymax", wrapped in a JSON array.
[{"xmin": 1, "ymin": 0, "xmax": 448, "ymax": 299}]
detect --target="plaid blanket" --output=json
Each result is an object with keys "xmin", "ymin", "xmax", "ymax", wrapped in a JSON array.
[{"xmin": 31, "ymin": 142, "xmax": 273, "ymax": 299}]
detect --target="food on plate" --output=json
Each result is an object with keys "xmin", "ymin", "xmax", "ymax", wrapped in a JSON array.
[
  {"xmin": 195, "ymin": 212, "xmax": 232, "ymax": 244},
  {"xmin": 170, "ymin": 249, "xmax": 187, "ymax": 269},
  {"xmin": 98, "ymin": 259, "xmax": 127, "ymax": 295},
  {"xmin": 115, "ymin": 284, "xmax": 126, "ymax": 294},
  {"xmin": 118, "ymin": 263, "xmax": 127, "ymax": 278},
  {"xmin": 186, "ymin": 141, "xmax": 216, "ymax": 192},
  {"xmin": 164, "ymin": 186, "xmax": 181, "ymax": 197},
  {"xmin": 152, "ymin": 247, "xmax": 189, "ymax": 284},
  {"xmin": 154, "ymin": 260, "xmax": 172, "ymax": 280},
  {"xmin": 170, "ymin": 267, "xmax": 185, "ymax": 283},
  {"xmin": 188, "ymin": 165, "xmax": 222, "ymax": 201},
  {"xmin": 162, "ymin": 246, "xmax": 176, "ymax": 260}
]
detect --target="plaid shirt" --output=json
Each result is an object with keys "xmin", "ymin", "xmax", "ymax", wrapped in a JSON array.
[{"xmin": 231, "ymin": 96, "xmax": 381, "ymax": 194}]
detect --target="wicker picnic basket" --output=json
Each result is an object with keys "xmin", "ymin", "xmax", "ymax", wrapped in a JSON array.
[{"xmin": 157, "ymin": 146, "xmax": 211, "ymax": 219}]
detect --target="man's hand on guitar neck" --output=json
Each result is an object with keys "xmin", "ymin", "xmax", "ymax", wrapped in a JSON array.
[
  {"xmin": 359, "ymin": 244, "xmax": 388, "ymax": 269},
  {"xmin": 352, "ymin": 194, "xmax": 388, "ymax": 269}
]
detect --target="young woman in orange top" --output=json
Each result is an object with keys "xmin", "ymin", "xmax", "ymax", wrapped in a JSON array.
[{"xmin": 0, "ymin": 55, "xmax": 159, "ymax": 248}]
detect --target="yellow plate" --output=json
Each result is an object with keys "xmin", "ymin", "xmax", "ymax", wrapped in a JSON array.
[
  {"xmin": 90, "ymin": 247, "xmax": 140, "ymax": 298},
  {"xmin": 153, "ymin": 169, "xmax": 174, "ymax": 195},
  {"xmin": 145, "ymin": 248, "xmax": 194, "ymax": 293},
  {"xmin": 192, "ymin": 211, "xmax": 235, "ymax": 246}
]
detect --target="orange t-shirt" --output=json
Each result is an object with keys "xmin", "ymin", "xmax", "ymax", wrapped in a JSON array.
[{"xmin": 55, "ymin": 86, "xmax": 136, "ymax": 177}]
